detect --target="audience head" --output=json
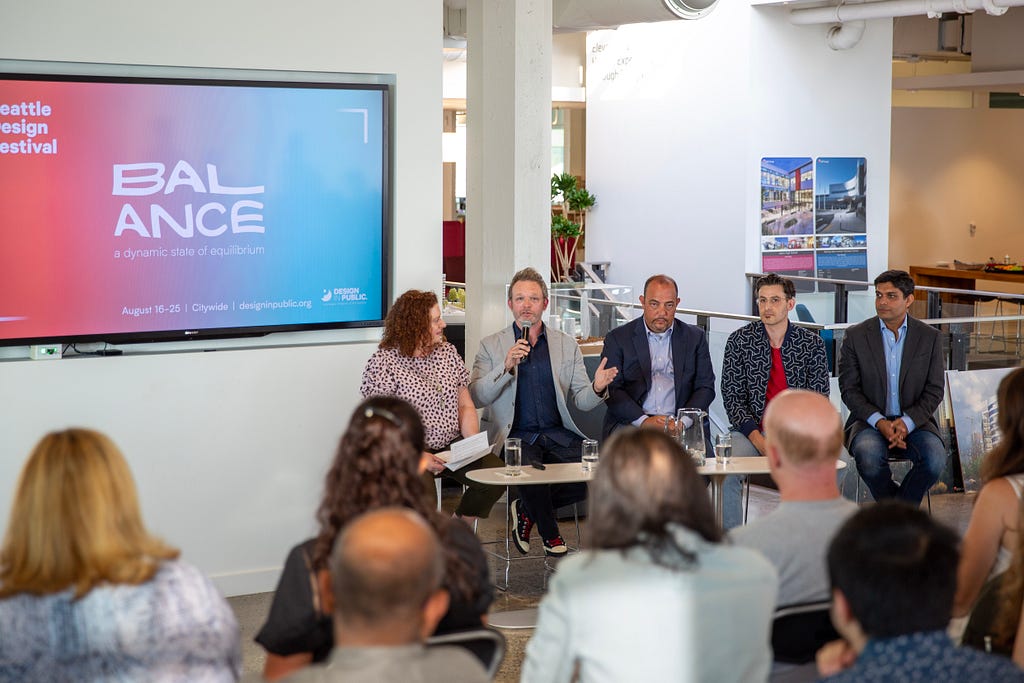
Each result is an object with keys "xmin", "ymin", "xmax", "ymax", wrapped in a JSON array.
[
  {"xmin": 827, "ymin": 501, "xmax": 959, "ymax": 641},
  {"xmin": 873, "ymin": 270, "xmax": 916, "ymax": 326},
  {"xmin": 379, "ymin": 289, "xmax": 443, "ymax": 356},
  {"xmin": 640, "ymin": 275, "xmax": 680, "ymax": 334},
  {"xmin": 981, "ymin": 367, "xmax": 1024, "ymax": 481},
  {"xmin": 763, "ymin": 390, "xmax": 843, "ymax": 471},
  {"xmin": 589, "ymin": 428, "xmax": 722, "ymax": 567},
  {"xmin": 329, "ymin": 507, "xmax": 448, "ymax": 643},
  {"xmin": 314, "ymin": 396, "xmax": 430, "ymax": 568},
  {"xmin": 0, "ymin": 428, "xmax": 178, "ymax": 599}
]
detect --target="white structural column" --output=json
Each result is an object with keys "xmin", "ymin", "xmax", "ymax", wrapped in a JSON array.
[{"xmin": 464, "ymin": 0, "xmax": 552, "ymax": 361}]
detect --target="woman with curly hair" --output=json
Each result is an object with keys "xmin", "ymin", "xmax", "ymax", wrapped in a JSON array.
[
  {"xmin": 0, "ymin": 428, "xmax": 240, "ymax": 680},
  {"xmin": 255, "ymin": 396, "xmax": 493, "ymax": 681},
  {"xmin": 360, "ymin": 289, "xmax": 504, "ymax": 523},
  {"xmin": 954, "ymin": 367, "xmax": 1024, "ymax": 651}
]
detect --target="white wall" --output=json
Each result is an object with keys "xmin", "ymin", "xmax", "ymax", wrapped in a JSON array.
[
  {"xmin": 890, "ymin": 107, "xmax": 1024, "ymax": 273},
  {"xmin": 0, "ymin": 0, "xmax": 441, "ymax": 596},
  {"xmin": 586, "ymin": 3, "xmax": 893, "ymax": 315}
]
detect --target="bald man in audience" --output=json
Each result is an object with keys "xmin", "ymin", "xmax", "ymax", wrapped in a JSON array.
[
  {"xmin": 254, "ymin": 508, "xmax": 487, "ymax": 683},
  {"xmin": 732, "ymin": 390, "xmax": 858, "ymax": 607}
]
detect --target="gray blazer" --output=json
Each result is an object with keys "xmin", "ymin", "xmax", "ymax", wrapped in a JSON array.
[
  {"xmin": 469, "ymin": 324, "xmax": 603, "ymax": 451},
  {"xmin": 838, "ymin": 315, "xmax": 945, "ymax": 445}
]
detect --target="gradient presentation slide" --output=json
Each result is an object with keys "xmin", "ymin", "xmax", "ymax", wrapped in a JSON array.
[{"xmin": 0, "ymin": 74, "xmax": 386, "ymax": 343}]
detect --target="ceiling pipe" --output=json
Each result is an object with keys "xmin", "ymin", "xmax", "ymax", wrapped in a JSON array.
[
  {"xmin": 790, "ymin": 0, "xmax": 1024, "ymax": 25},
  {"xmin": 826, "ymin": 20, "xmax": 866, "ymax": 49},
  {"xmin": 552, "ymin": 0, "xmax": 719, "ymax": 31}
]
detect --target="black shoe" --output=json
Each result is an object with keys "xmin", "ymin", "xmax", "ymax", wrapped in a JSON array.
[
  {"xmin": 510, "ymin": 498, "xmax": 532, "ymax": 555},
  {"xmin": 543, "ymin": 535, "xmax": 568, "ymax": 556}
]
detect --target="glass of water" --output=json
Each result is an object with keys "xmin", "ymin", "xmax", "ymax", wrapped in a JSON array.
[
  {"xmin": 504, "ymin": 438, "xmax": 522, "ymax": 477},
  {"xmin": 715, "ymin": 433, "xmax": 732, "ymax": 466},
  {"xmin": 581, "ymin": 439, "xmax": 599, "ymax": 473}
]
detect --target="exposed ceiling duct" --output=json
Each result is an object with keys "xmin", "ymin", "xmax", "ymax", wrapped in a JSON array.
[
  {"xmin": 553, "ymin": 0, "xmax": 719, "ymax": 30},
  {"xmin": 790, "ymin": 0, "xmax": 1024, "ymax": 50},
  {"xmin": 443, "ymin": 0, "xmax": 719, "ymax": 38}
]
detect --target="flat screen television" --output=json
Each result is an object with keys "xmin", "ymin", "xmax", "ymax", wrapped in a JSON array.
[{"xmin": 0, "ymin": 68, "xmax": 389, "ymax": 347}]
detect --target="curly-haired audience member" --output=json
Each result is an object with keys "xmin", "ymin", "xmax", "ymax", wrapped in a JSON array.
[
  {"xmin": 360, "ymin": 289, "xmax": 504, "ymax": 523},
  {"xmin": 254, "ymin": 396, "xmax": 493, "ymax": 681},
  {"xmin": 0, "ymin": 428, "xmax": 240, "ymax": 681},
  {"xmin": 521, "ymin": 429, "xmax": 777, "ymax": 682}
]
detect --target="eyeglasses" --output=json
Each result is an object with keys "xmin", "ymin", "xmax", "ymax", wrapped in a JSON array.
[{"xmin": 757, "ymin": 297, "xmax": 789, "ymax": 306}]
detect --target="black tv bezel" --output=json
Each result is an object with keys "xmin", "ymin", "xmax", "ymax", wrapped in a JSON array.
[{"xmin": 0, "ymin": 68, "xmax": 391, "ymax": 348}]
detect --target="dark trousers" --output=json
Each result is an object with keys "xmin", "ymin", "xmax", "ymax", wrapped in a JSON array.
[
  {"xmin": 424, "ymin": 451, "xmax": 507, "ymax": 518},
  {"xmin": 517, "ymin": 434, "xmax": 586, "ymax": 540}
]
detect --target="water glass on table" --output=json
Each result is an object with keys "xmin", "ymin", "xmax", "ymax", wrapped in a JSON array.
[
  {"xmin": 504, "ymin": 438, "xmax": 522, "ymax": 477},
  {"xmin": 715, "ymin": 433, "xmax": 732, "ymax": 466},
  {"xmin": 581, "ymin": 439, "xmax": 599, "ymax": 473}
]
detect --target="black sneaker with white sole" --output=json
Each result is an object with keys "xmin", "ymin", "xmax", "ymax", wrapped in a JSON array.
[
  {"xmin": 543, "ymin": 535, "xmax": 568, "ymax": 556},
  {"xmin": 510, "ymin": 498, "xmax": 533, "ymax": 555}
]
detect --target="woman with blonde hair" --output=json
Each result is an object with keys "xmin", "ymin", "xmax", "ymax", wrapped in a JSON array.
[{"xmin": 0, "ymin": 428, "xmax": 240, "ymax": 681}]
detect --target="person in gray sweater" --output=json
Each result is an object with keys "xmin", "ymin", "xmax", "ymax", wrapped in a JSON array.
[{"xmin": 732, "ymin": 389, "xmax": 857, "ymax": 606}]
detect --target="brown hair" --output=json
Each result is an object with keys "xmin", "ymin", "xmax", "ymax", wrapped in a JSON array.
[
  {"xmin": 0, "ymin": 429, "xmax": 179, "ymax": 599},
  {"xmin": 981, "ymin": 367, "xmax": 1024, "ymax": 483},
  {"xmin": 588, "ymin": 428, "xmax": 722, "ymax": 568},
  {"xmin": 379, "ymin": 289, "xmax": 440, "ymax": 357},
  {"xmin": 755, "ymin": 273, "xmax": 796, "ymax": 300},
  {"xmin": 508, "ymin": 267, "xmax": 548, "ymax": 301},
  {"xmin": 312, "ymin": 397, "xmax": 476, "ymax": 604},
  {"xmin": 995, "ymin": 503, "xmax": 1024, "ymax": 650}
]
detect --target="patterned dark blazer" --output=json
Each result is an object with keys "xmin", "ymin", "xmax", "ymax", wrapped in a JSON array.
[{"xmin": 722, "ymin": 321, "xmax": 830, "ymax": 437}]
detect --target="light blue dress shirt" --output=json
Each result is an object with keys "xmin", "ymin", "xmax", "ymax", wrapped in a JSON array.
[
  {"xmin": 867, "ymin": 316, "xmax": 917, "ymax": 433},
  {"xmin": 633, "ymin": 324, "xmax": 675, "ymax": 426}
]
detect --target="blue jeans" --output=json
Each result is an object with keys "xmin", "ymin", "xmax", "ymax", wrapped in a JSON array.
[
  {"xmin": 723, "ymin": 431, "xmax": 761, "ymax": 530},
  {"xmin": 849, "ymin": 427, "xmax": 945, "ymax": 505}
]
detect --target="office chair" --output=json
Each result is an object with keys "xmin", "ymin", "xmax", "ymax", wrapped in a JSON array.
[
  {"xmin": 771, "ymin": 600, "xmax": 838, "ymax": 665},
  {"xmin": 427, "ymin": 626, "xmax": 507, "ymax": 678}
]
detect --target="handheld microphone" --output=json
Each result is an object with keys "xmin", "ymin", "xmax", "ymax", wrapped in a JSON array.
[{"xmin": 519, "ymin": 319, "xmax": 532, "ymax": 348}]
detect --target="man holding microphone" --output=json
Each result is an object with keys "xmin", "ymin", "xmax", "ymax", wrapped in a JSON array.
[{"xmin": 470, "ymin": 267, "xmax": 617, "ymax": 556}]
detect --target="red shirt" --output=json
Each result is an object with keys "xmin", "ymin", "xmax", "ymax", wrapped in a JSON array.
[{"xmin": 765, "ymin": 346, "xmax": 788, "ymax": 407}]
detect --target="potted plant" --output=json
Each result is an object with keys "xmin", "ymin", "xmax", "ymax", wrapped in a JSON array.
[{"xmin": 550, "ymin": 173, "xmax": 596, "ymax": 282}]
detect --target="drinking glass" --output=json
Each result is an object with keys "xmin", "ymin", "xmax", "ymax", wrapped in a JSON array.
[
  {"xmin": 581, "ymin": 439, "xmax": 599, "ymax": 473},
  {"xmin": 504, "ymin": 438, "xmax": 522, "ymax": 477},
  {"xmin": 715, "ymin": 433, "xmax": 733, "ymax": 466}
]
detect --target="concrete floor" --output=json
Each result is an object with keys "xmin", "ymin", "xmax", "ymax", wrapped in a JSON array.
[{"xmin": 228, "ymin": 483, "xmax": 977, "ymax": 681}]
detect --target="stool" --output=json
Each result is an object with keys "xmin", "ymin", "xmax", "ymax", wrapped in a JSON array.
[{"xmin": 854, "ymin": 454, "xmax": 932, "ymax": 513}]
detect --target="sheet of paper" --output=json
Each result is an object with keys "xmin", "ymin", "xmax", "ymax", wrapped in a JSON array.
[{"xmin": 444, "ymin": 431, "xmax": 491, "ymax": 471}]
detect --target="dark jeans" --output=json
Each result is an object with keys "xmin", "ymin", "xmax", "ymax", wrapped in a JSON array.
[
  {"xmin": 850, "ymin": 427, "xmax": 946, "ymax": 505},
  {"xmin": 516, "ymin": 434, "xmax": 586, "ymax": 541}
]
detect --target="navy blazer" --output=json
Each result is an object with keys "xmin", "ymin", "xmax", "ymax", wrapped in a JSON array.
[{"xmin": 600, "ymin": 316, "xmax": 716, "ymax": 439}]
